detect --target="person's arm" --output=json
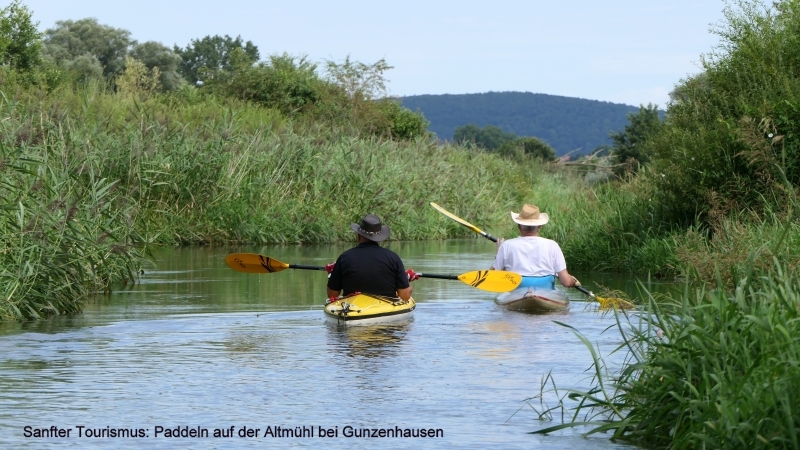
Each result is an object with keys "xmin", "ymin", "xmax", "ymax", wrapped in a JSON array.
[
  {"xmin": 396, "ymin": 286, "xmax": 412, "ymax": 301},
  {"xmin": 491, "ymin": 239, "xmax": 506, "ymax": 270},
  {"xmin": 557, "ymin": 269, "xmax": 580, "ymax": 287},
  {"xmin": 394, "ymin": 256, "xmax": 412, "ymax": 301},
  {"xmin": 326, "ymin": 257, "xmax": 343, "ymax": 299}
]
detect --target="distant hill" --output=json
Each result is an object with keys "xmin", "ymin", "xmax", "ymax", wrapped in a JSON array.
[{"xmin": 400, "ymin": 92, "xmax": 642, "ymax": 156}]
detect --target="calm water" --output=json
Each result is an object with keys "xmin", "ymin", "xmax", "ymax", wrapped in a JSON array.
[{"xmin": 0, "ymin": 239, "xmax": 669, "ymax": 449}]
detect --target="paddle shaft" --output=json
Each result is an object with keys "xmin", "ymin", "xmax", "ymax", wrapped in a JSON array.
[
  {"xmin": 430, "ymin": 203, "xmax": 498, "ymax": 242},
  {"xmin": 289, "ymin": 264, "xmax": 327, "ymax": 271},
  {"xmin": 225, "ymin": 253, "xmax": 523, "ymax": 292},
  {"xmin": 477, "ymin": 231, "xmax": 498, "ymax": 243},
  {"xmin": 287, "ymin": 264, "xmax": 459, "ymax": 280}
]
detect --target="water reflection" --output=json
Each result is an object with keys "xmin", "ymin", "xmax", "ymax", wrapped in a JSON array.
[{"xmin": 326, "ymin": 322, "xmax": 412, "ymax": 359}]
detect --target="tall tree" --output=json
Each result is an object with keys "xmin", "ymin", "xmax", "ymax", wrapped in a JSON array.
[
  {"xmin": 174, "ymin": 35, "xmax": 259, "ymax": 85},
  {"xmin": 498, "ymin": 136, "xmax": 556, "ymax": 160},
  {"xmin": 452, "ymin": 124, "xmax": 481, "ymax": 145},
  {"xmin": 610, "ymin": 103, "xmax": 663, "ymax": 175},
  {"xmin": 130, "ymin": 41, "xmax": 183, "ymax": 91},
  {"xmin": 324, "ymin": 56, "xmax": 392, "ymax": 100},
  {"xmin": 43, "ymin": 18, "xmax": 135, "ymax": 80},
  {"xmin": 453, "ymin": 124, "xmax": 517, "ymax": 151},
  {"xmin": 0, "ymin": 0, "xmax": 42, "ymax": 72}
]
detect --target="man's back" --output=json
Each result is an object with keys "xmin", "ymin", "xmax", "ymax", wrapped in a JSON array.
[
  {"xmin": 494, "ymin": 236, "xmax": 567, "ymax": 277},
  {"xmin": 327, "ymin": 241, "xmax": 409, "ymax": 297}
]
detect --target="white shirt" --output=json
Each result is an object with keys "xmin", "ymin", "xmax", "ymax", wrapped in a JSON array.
[{"xmin": 493, "ymin": 236, "xmax": 567, "ymax": 276}]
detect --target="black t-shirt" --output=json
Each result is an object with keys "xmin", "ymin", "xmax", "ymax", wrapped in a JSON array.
[{"xmin": 327, "ymin": 241, "xmax": 409, "ymax": 298}]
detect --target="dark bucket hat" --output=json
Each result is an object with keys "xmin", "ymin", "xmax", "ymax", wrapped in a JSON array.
[{"xmin": 350, "ymin": 214, "xmax": 390, "ymax": 242}]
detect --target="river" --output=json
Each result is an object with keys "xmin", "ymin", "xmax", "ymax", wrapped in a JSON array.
[{"xmin": 0, "ymin": 239, "xmax": 670, "ymax": 449}]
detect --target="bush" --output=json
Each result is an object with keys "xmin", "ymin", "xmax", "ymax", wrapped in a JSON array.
[
  {"xmin": 648, "ymin": 0, "xmax": 800, "ymax": 226},
  {"xmin": 377, "ymin": 99, "xmax": 429, "ymax": 139},
  {"xmin": 202, "ymin": 50, "xmax": 324, "ymax": 116},
  {"xmin": 497, "ymin": 136, "xmax": 556, "ymax": 161}
]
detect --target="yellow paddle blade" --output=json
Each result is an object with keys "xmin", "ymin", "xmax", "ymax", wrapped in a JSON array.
[
  {"xmin": 576, "ymin": 286, "xmax": 635, "ymax": 309},
  {"xmin": 225, "ymin": 253, "xmax": 290, "ymax": 273},
  {"xmin": 430, "ymin": 202, "xmax": 484, "ymax": 234},
  {"xmin": 596, "ymin": 296, "xmax": 636, "ymax": 310},
  {"xmin": 456, "ymin": 270, "xmax": 521, "ymax": 293}
]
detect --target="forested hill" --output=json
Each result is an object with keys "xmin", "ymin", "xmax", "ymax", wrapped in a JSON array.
[{"xmin": 400, "ymin": 91, "xmax": 641, "ymax": 156}]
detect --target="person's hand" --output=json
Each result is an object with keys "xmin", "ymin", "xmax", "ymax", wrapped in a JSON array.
[
  {"xmin": 571, "ymin": 276, "xmax": 581, "ymax": 287},
  {"xmin": 325, "ymin": 262, "xmax": 335, "ymax": 274},
  {"xmin": 406, "ymin": 269, "xmax": 420, "ymax": 282},
  {"xmin": 496, "ymin": 237, "xmax": 505, "ymax": 249},
  {"xmin": 326, "ymin": 296, "xmax": 339, "ymax": 304}
]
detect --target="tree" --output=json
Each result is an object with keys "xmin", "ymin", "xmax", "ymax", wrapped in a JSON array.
[
  {"xmin": 0, "ymin": 0, "xmax": 42, "ymax": 72},
  {"xmin": 130, "ymin": 41, "xmax": 183, "ymax": 91},
  {"xmin": 116, "ymin": 56, "xmax": 160, "ymax": 99},
  {"xmin": 174, "ymin": 35, "xmax": 259, "ymax": 85},
  {"xmin": 452, "ymin": 124, "xmax": 481, "ymax": 145},
  {"xmin": 43, "ymin": 18, "xmax": 135, "ymax": 80},
  {"xmin": 377, "ymin": 99, "xmax": 429, "ymax": 140},
  {"xmin": 497, "ymin": 136, "xmax": 556, "ymax": 160},
  {"xmin": 609, "ymin": 103, "xmax": 662, "ymax": 175},
  {"xmin": 204, "ymin": 50, "xmax": 323, "ymax": 115},
  {"xmin": 453, "ymin": 124, "xmax": 516, "ymax": 151},
  {"xmin": 324, "ymin": 56, "xmax": 392, "ymax": 100}
]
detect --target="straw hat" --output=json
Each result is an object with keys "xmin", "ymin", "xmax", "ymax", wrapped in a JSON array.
[
  {"xmin": 350, "ymin": 214, "xmax": 390, "ymax": 242},
  {"xmin": 510, "ymin": 204, "xmax": 549, "ymax": 226}
]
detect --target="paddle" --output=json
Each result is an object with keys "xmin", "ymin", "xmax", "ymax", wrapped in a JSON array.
[
  {"xmin": 225, "ymin": 253, "xmax": 522, "ymax": 293},
  {"xmin": 575, "ymin": 286, "xmax": 634, "ymax": 309},
  {"xmin": 430, "ymin": 202, "xmax": 635, "ymax": 309},
  {"xmin": 430, "ymin": 202, "xmax": 498, "ymax": 243}
]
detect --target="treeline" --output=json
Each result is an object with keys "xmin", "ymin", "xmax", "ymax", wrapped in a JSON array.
[
  {"xmin": 0, "ymin": 1, "xmax": 558, "ymax": 321},
  {"xmin": 452, "ymin": 124, "xmax": 557, "ymax": 161},
  {"xmin": 600, "ymin": 0, "xmax": 800, "ymax": 232},
  {"xmin": 450, "ymin": 104, "xmax": 660, "ymax": 171},
  {"xmin": 0, "ymin": 1, "xmax": 428, "ymax": 140}
]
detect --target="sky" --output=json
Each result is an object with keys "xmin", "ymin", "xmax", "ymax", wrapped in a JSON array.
[{"xmin": 19, "ymin": 0, "xmax": 727, "ymax": 108}]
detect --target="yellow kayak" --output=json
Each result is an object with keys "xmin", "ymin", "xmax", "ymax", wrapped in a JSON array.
[{"xmin": 324, "ymin": 293, "xmax": 416, "ymax": 325}]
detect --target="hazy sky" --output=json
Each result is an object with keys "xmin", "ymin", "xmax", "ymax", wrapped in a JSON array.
[{"xmin": 20, "ymin": 0, "xmax": 727, "ymax": 107}]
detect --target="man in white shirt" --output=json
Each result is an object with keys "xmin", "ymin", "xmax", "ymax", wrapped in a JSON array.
[{"xmin": 491, "ymin": 204, "xmax": 580, "ymax": 290}]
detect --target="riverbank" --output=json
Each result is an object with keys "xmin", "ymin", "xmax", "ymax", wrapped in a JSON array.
[
  {"xmin": 0, "ymin": 82, "xmax": 564, "ymax": 320},
  {"xmin": 2, "ymin": 80, "xmax": 798, "ymax": 320}
]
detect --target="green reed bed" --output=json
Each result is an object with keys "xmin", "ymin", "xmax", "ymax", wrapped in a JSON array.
[
  {"xmin": 534, "ymin": 265, "xmax": 800, "ymax": 448},
  {"xmin": 0, "ymin": 96, "xmax": 145, "ymax": 320},
  {"xmin": 0, "ymin": 83, "xmax": 565, "ymax": 319},
  {"xmin": 530, "ymin": 172, "xmax": 685, "ymax": 277},
  {"xmin": 3, "ymin": 84, "xmax": 553, "ymax": 246},
  {"xmin": 527, "ymin": 166, "xmax": 799, "ymax": 282}
]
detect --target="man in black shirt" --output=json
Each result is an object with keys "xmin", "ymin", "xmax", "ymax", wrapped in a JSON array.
[{"xmin": 326, "ymin": 214, "xmax": 415, "ymax": 301}]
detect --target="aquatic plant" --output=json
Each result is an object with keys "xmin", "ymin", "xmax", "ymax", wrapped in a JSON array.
[{"xmin": 534, "ymin": 263, "xmax": 800, "ymax": 448}]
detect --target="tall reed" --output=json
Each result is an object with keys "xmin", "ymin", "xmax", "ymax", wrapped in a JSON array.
[
  {"xmin": 534, "ymin": 262, "xmax": 800, "ymax": 448},
  {"xmin": 0, "ymin": 91, "xmax": 145, "ymax": 320},
  {"xmin": 3, "ymin": 82, "xmax": 556, "ymax": 246}
]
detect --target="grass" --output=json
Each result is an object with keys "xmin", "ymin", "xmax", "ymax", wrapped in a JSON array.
[
  {"xmin": 0, "ymin": 81, "xmax": 564, "ymax": 319},
  {"xmin": 6, "ymin": 83, "xmax": 563, "ymax": 245},
  {"xmin": 0, "ymin": 106, "xmax": 144, "ymax": 320},
  {"xmin": 532, "ymin": 261, "xmax": 800, "ymax": 448}
]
